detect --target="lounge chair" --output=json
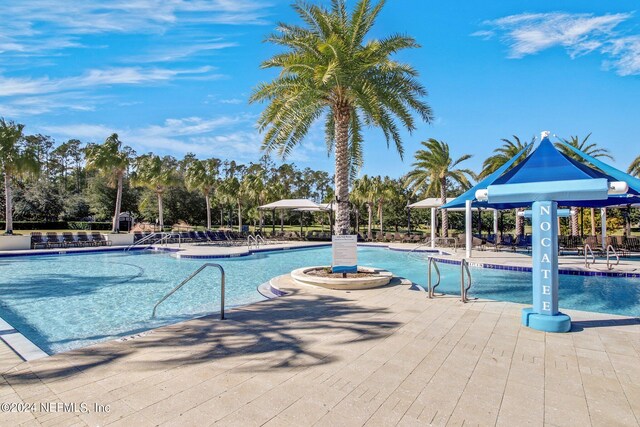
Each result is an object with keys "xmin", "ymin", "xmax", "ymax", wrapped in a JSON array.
[
  {"xmin": 90, "ymin": 232, "xmax": 111, "ymax": 246},
  {"xmin": 76, "ymin": 232, "xmax": 94, "ymax": 247},
  {"xmin": 30, "ymin": 232, "xmax": 48, "ymax": 249},
  {"xmin": 62, "ymin": 232, "xmax": 79, "ymax": 247},
  {"xmin": 45, "ymin": 232, "xmax": 64, "ymax": 249}
]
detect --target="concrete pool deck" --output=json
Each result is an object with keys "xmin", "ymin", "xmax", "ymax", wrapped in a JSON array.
[
  {"xmin": 1, "ymin": 241, "xmax": 639, "ymax": 426},
  {"xmin": 1, "ymin": 269, "xmax": 639, "ymax": 426}
]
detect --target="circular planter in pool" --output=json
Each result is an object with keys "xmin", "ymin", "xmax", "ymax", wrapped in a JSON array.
[{"xmin": 290, "ymin": 266, "xmax": 392, "ymax": 290}]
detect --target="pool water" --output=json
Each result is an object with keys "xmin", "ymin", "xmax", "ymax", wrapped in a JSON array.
[{"xmin": 0, "ymin": 246, "xmax": 638, "ymax": 355}]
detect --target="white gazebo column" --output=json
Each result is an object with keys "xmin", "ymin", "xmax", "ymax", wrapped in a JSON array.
[
  {"xmin": 430, "ymin": 207, "xmax": 436, "ymax": 249},
  {"xmin": 493, "ymin": 209, "xmax": 499, "ymax": 236},
  {"xmin": 465, "ymin": 199, "xmax": 472, "ymax": 258},
  {"xmin": 601, "ymin": 207, "xmax": 607, "ymax": 251}
]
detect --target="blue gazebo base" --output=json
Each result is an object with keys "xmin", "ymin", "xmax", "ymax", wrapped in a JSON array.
[{"xmin": 521, "ymin": 308, "xmax": 571, "ymax": 333}]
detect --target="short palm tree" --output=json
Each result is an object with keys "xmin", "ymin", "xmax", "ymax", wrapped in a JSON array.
[
  {"xmin": 479, "ymin": 135, "xmax": 534, "ymax": 179},
  {"xmin": 133, "ymin": 154, "xmax": 179, "ymax": 230},
  {"xmin": 373, "ymin": 176, "xmax": 394, "ymax": 236},
  {"xmin": 556, "ymin": 134, "xmax": 613, "ymax": 236},
  {"xmin": 481, "ymin": 135, "xmax": 535, "ymax": 236},
  {"xmin": 0, "ymin": 118, "xmax": 39, "ymax": 234},
  {"xmin": 250, "ymin": 0, "xmax": 433, "ymax": 235},
  {"xmin": 405, "ymin": 139, "xmax": 475, "ymax": 237},
  {"xmin": 185, "ymin": 158, "xmax": 221, "ymax": 230},
  {"xmin": 628, "ymin": 155, "xmax": 640, "ymax": 177},
  {"xmin": 242, "ymin": 168, "xmax": 270, "ymax": 229},
  {"xmin": 351, "ymin": 175, "xmax": 377, "ymax": 239},
  {"xmin": 85, "ymin": 133, "xmax": 134, "ymax": 233}
]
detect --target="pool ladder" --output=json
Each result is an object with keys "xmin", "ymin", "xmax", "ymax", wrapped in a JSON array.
[
  {"xmin": 152, "ymin": 263, "xmax": 226, "ymax": 319},
  {"xmin": 426, "ymin": 257, "xmax": 473, "ymax": 303},
  {"xmin": 606, "ymin": 245, "xmax": 620, "ymax": 271},
  {"xmin": 584, "ymin": 244, "xmax": 596, "ymax": 268},
  {"xmin": 427, "ymin": 257, "xmax": 441, "ymax": 298}
]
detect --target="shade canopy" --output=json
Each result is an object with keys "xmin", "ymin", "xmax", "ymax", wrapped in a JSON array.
[
  {"xmin": 407, "ymin": 198, "xmax": 454, "ymax": 209},
  {"xmin": 259, "ymin": 199, "xmax": 324, "ymax": 210},
  {"xmin": 443, "ymin": 137, "xmax": 640, "ymax": 210}
]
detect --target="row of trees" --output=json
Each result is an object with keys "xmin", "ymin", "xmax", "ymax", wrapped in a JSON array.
[
  {"xmin": 0, "ymin": 119, "xmax": 337, "ymax": 234},
  {"xmin": 2, "ymin": 114, "xmax": 636, "ymax": 237}
]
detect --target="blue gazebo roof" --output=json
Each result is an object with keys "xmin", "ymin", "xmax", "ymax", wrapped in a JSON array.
[{"xmin": 442, "ymin": 136, "xmax": 640, "ymax": 210}]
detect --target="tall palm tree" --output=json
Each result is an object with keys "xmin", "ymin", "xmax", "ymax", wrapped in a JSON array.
[
  {"xmin": 85, "ymin": 133, "xmax": 134, "ymax": 233},
  {"xmin": 480, "ymin": 135, "xmax": 535, "ymax": 236},
  {"xmin": 185, "ymin": 158, "xmax": 221, "ymax": 230},
  {"xmin": 133, "ymin": 154, "xmax": 179, "ymax": 230},
  {"xmin": 405, "ymin": 139, "xmax": 475, "ymax": 237},
  {"xmin": 628, "ymin": 155, "xmax": 640, "ymax": 177},
  {"xmin": 0, "ymin": 118, "xmax": 39, "ymax": 234},
  {"xmin": 556, "ymin": 134, "xmax": 613, "ymax": 236},
  {"xmin": 250, "ymin": 0, "xmax": 433, "ymax": 235}
]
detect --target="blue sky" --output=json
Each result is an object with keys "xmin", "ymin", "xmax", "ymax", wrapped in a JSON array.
[{"xmin": 1, "ymin": 0, "xmax": 639, "ymax": 178}]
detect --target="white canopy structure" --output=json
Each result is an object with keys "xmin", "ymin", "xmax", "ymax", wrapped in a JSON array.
[
  {"xmin": 259, "ymin": 199, "xmax": 330, "ymax": 233},
  {"xmin": 259, "ymin": 199, "xmax": 323, "ymax": 210}
]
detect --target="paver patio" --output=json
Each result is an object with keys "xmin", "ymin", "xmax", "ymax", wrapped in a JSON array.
[{"xmin": 1, "ymin": 270, "xmax": 639, "ymax": 426}]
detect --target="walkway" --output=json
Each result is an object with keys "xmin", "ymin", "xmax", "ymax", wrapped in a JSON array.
[{"xmin": 1, "ymin": 274, "xmax": 639, "ymax": 426}]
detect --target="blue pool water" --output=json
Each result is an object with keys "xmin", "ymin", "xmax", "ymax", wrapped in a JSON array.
[{"xmin": 0, "ymin": 246, "xmax": 638, "ymax": 355}]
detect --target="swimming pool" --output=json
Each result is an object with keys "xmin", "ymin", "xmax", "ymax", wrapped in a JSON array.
[{"xmin": 0, "ymin": 246, "xmax": 638, "ymax": 355}]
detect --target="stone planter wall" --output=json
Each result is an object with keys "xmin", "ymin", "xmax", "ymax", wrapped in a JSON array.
[
  {"xmin": 105, "ymin": 233, "xmax": 135, "ymax": 246},
  {"xmin": 0, "ymin": 235, "xmax": 31, "ymax": 251}
]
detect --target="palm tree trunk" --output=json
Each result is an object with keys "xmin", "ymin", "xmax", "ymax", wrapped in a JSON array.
[
  {"xmin": 4, "ymin": 171, "xmax": 13, "ymax": 234},
  {"xmin": 590, "ymin": 208, "xmax": 596, "ymax": 236},
  {"xmin": 515, "ymin": 209, "xmax": 523, "ymax": 236},
  {"xmin": 112, "ymin": 172, "xmax": 123, "ymax": 233},
  {"xmin": 280, "ymin": 211, "xmax": 284, "ymax": 232},
  {"xmin": 157, "ymin": 192, "xmax": 164, "ymax": 230},
  {"xmin": 571, "ymin": 209, "xmax": 579, "ymax": 236},
  {"xmin": 367, "ymin": 204, "xmax": 373, "ymax": 240},
  {"xmin": 440, "ymin": 178, "xmax": 448, "ymax": 237},
  {"xmin": 220, "ymin": 205, "xmax": 223, "ymax": 228},
  {"xmin": 355, "ymin": 208, "xmax": 359, "ymax": 233},
  {"xmin": 237, "ymin": 201, "xmax": 242, "ymax": 231},
  {"xmin": 333, "ymin": 106, "xmax": 350, "ymax": 235},
  {"xmin": 378, "ymin": 202, "xmax": 383, "ymax": 235},
  {"xmin": 205, "ymin": 193, "xmax": 211, "ymax": 230}
]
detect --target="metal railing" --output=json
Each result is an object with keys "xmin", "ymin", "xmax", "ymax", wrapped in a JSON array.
[
  {"xmin": 427, "ymin": 257, "xmax": 441, "ymax": 299},
  {"xmin": 584, "ymin": 244, "xmax": 596, "ymax": 268},
  {"xmin": 152, "ymin": 263, "xmax": 225, "ymax": 319},
  {"xmin": 256, "ymin": 234, "xmax": 268, "ymax": 246},
  {"xmin": 125, "ymin": 232, "xmax": 173, "ymax": 251},
  {"xmin": 606, "ymin": 245, "xmax": 619, "ymax": 271},
  {"xmin": 460, "ymin": 259, "xmax": 472, "ymax": 303},
  {"xmin": 247, "ymin": 234, "xmax": 259, "ymax": 249}
]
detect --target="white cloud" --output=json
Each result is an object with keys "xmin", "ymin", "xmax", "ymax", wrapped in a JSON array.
[
  {"xmin": 0, "ymin": 66, "xmax": 218, "ymax": 97},
  {"xmin": 38, "ymin": 114, "xmax": 324, "ymax": 164},
  {"xmin": 475, "ymin": 12, "xmax": 640, "ymax": 75},
  {"xmin": 0, "ymin": 1, "xmax": 272, "ymax": 57}
]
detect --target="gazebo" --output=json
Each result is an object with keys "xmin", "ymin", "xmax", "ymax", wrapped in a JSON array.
[
  {"xmin": 443, "ymin": 136, "xmax": 640, "ymax": 257},
  {"xmin": 443, "ymin": 132, "xmax": 640, "ymax": 332}
]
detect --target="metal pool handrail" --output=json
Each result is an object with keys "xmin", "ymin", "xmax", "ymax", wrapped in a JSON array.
[
  {"xmin": 427, "ymin": 257, "xmax": 441, "ymax": 299},
  {"xmin": 460, "ymin": 259, "xmax": 472, "ymax": 303},
  {"xmin": 152, "ymin": 263, "xmax": 226, "ymax": 320},
  {"xmin": 606, "ymin": 245, "xmax": 619, "ymax": 271},
  {"xmin": 584, "ymin": 244, "xmax": 596, "ymax": 268},
  {"xmin": 247, "ymin": 234, "xmax": 259, "ymax": 249}
]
